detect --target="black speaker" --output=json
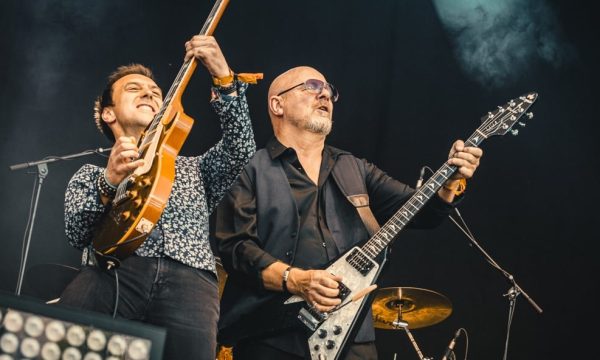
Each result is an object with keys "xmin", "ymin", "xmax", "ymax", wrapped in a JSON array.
[{"xmin": 0, "ymin": 291, "xmax": 166, "ymax": 360}]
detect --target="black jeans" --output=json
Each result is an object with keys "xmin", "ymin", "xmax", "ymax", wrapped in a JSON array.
[{"xmin": 58, "ymin": 256, "xmax": 219, "ymax": 359}]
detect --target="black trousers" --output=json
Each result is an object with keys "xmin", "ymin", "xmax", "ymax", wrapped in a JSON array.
[{"xmin": 58, "ymin": 256, "xmax": 219, "ymax": 359}]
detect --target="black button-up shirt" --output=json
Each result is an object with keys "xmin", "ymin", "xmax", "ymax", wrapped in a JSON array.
[{"xmin": 271, "ymin": 139, "xmax": 340, "ymax": 269}]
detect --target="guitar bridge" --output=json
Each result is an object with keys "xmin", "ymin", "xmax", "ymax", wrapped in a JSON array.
[{"xmin": 298, "ymin": 306, "xmax": 328, "ymax": 332}]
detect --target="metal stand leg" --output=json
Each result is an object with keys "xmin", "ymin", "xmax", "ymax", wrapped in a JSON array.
[
  {"xmin": 15, "ymin": 163, "xmax": 48, "ymax": 295},
  {"xmin": 402, "ymin": 326, "xmax": 432, "ymax": 360}
]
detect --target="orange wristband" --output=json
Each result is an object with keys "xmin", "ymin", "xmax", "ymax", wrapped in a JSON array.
[
  {"xmin": 443, "ymin": 178, "xmax": 467, "ymax": 196},
  {"xmin": 212, "ymin": 69, "xmax": 264, "ymax": 86}
]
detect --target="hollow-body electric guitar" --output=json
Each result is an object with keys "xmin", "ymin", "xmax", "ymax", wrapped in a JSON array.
[
  {"xmin": 282, "ymin": 93, "xmax": 538, "ymax": 360},
  {"xmin": 92, "ymin": 0, "xmax": 230, "ymax": 259}
]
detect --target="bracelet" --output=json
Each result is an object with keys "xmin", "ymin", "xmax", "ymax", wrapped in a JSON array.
[
  {"xmin": 282, "ymin": 266, "xmax": 292, "ymax": 294},
  {"xmin": 98, "ymin": 170, "xmax": 117, "ymax": 198},
  {"xmin": 443, "ymin": 178, "xmax": 467, "ymax": 196},
  {"xmin": 217, "ymin": 82, "xmax": 237, "ymax": 95}
]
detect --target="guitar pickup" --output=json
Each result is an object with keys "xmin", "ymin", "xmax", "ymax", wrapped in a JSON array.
[{"xmin": 345, "ymin": 248, "xmax": 376, "ymax": 275}]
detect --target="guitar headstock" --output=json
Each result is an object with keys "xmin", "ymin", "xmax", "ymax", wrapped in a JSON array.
[{"xmin": 479, "ymin": 92, "xmax": 538, "ymax": 137}]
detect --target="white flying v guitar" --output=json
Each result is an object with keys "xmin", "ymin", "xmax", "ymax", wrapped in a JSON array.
[{"xmin": 283, "ymin": 92, "xmax": 539, "ymax": 360}]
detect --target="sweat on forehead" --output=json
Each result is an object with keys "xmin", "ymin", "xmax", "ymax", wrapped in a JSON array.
[{"xmin": 268, "ymin": 66, "xmax": 325, "ymax": 97}]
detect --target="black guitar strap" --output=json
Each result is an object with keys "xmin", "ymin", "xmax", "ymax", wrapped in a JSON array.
[{"xmin": 331, "ymin": 155, "xmax": 380, "ymax": 236}]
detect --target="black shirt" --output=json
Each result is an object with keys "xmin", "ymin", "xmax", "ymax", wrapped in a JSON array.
[{"xmin": 271, "ymin": 139, "xmax": 340, "ymax": 269}]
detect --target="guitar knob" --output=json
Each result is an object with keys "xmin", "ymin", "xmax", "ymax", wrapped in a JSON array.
[
  {"xmin": 128, "ymin": 190, "xmax": 138, "ymax": 199},
  {"xmin": 120, "ymin": 211, "xmax": 131, "ymax": 221},
  {"xmin": 133, "ymin": 197, "xmax": 143, "ymax": 208},
  {"xmin": 318, "ymin": 329, "xmax": 328, "ymax": 338},
  {"xmin": 326, "ymin": 340, "xmax": 336, "ymax": 349},
  {"xmin": 333, "ymin": 325, "xmax": 342, "ymax": 335},
  {"xmin": 140, "ymin": 178, "xmax": 152, "ymax": 187},
  {"xmin": 510, "ymin": 129, "xmax": 519, "ymax": 136}
]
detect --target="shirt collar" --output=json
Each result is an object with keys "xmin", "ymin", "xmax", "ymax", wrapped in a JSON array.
[{"xmin": 266, "ymin": 136, "xmax": 350, "ymax": 161}]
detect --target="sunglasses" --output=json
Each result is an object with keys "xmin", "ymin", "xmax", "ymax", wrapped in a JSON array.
[{"xmin": 277, "ymin": 79, "xmax": 339, "ymax": 102}]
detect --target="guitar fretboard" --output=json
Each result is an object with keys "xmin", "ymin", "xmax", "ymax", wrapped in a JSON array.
[{"xmin": 347, "ymin": 92, "xmax": 537, "ymax": 269}]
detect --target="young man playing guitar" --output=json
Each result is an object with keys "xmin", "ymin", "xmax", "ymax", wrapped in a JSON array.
[
  {"xmin": 58, "ymin": 35, "xmax": 256, "ymax": 359},
  {"xmin": 216, "ymin": 66, "xmax": 483, "ymax": 359}
]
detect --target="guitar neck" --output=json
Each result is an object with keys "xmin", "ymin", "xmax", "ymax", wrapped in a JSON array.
[
  {"xmin": 141, "ymin": 0, "xmax": 230, "ymax": 148},
  {"xmin": 360, "ymin": 131, "xmax": 486, "ymax": 258}
]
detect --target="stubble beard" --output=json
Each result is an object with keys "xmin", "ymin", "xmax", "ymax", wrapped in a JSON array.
[{"xmin": 291, "ymin": 115, "xmax": 332, "ymax": 136}]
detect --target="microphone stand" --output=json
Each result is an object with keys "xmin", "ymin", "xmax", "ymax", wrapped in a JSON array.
[
  {"xmin": 9, "ymin": 146, "xmax": 112, "ymax": 296},
  {"xmin": 448, "ymin": 208, "xmax": 543, "ymax": 360}
]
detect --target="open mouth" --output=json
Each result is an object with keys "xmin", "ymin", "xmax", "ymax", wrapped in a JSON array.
[
  {"xmin": 137, "ymin": 104, "xmax": 156, "ymax": 113},
  {"xmin": 317, "ymin": 105, "xmax": 329, "ymax": 113}
]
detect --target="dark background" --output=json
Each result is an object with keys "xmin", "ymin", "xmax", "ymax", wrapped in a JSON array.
[{"xmin": 1, "ymin": 0, "xmax": 597, "ymax": 359}]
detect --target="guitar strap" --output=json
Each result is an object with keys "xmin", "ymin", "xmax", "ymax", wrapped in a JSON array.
[{"xmin": 331, "ymin": 155, "xmax": 380, "ymax": 237}]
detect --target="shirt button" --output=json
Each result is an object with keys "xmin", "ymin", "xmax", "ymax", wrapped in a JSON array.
[
  {"xmin": 322, "ymin": 242, "xmax": 327, "ymax": 247},
  {"xmin": 286, "ymin": 250, "xmax": 292, "ymax": 257}
]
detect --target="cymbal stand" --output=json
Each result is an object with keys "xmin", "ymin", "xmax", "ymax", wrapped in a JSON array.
[
  {"xmin": 9, "ymin": 146, "xmax": 112, "ymax": 295},
  {"xmin": 392, "ymin": 303, "xmax": 433, "ymax": 360},
  {"xmin": 449, "ymin": 207, "xmax": 543, "ymax": 360}
]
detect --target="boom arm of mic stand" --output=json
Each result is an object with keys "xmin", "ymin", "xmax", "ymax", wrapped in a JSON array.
[
  {"xmin": 9, "ymin": 147, "xmax": 112, "ymax": 171},
  {"xmin": 10, "ymin": 146, "xmax": 113, "ymax": 296},
  {"xmin": 448, "ymin": 209, "xmax": 542, "ymax": 360},
  {"xmin": 448, "ymin": 209, "xmax": 543, "ymax": 314}
]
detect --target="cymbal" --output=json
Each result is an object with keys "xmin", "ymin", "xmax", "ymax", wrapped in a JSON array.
[{"xmin": 372, "ymin": 287, "xmax": 452, "ymax": 330}]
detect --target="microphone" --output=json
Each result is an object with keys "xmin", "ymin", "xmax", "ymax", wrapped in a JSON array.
[
  {"xmin": 415, "ymin": 166, "xmax": 426, "ymax": 189},
  {"xmin": 440, "ymin": 329, "xmax": 461, "ymax": 360}
]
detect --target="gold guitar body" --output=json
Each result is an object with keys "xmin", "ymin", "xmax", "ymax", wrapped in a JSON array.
[{"xmin": 93, "ymin": 104, "xmax": 194, "ymax": 259}]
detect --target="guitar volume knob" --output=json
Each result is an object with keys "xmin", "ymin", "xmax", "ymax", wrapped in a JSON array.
[
  {"xmin": 326, "ymin": 340, "xmax": 335, "ymax": 349},
  {"xmin": 333, "ymin": 325, "xmax": 342, "ymax": 335},
  {"xmin": 120, "ymin": 211, "xmax": 131, "ymax": 221},
  {"xmin": 318, "ymin": 329, "xmax": 327, "ymax": 338}
]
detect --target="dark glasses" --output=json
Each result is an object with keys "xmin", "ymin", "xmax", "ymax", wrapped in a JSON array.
[{"xmin": 277, "ymin": 79, "xmax": 339, "ymax": 102}]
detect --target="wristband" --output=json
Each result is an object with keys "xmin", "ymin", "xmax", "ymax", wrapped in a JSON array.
[
  {"xmin": 443, "ymin": 178, "xmax": 467, "ymax": 196},
  {"xmin": 282, "ymin": 266, "xmax": 292, "ymax": 294},
  {"xmin": 98, "ymin": 170, "xmax": 117, "ymax": 198},
  {"xmin": 217, "ymin": 82, "xmax": 237, "ymax": 95},
  {"xmin": 212, "ymin": 69, "xmax": 234, "ymax": 87}
]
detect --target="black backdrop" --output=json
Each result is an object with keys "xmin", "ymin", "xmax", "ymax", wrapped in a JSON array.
[{"xmin": 1, "ymin": 1, "xmax": 598, "ymax": 359}]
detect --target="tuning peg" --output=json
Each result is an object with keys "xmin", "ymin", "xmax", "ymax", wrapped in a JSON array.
[
  {"xmin": 518, "ymin": 122, "xmax": 526, "ymax": 127},
  {"xmin": 526, "ymin": 112, "xmax": 534, "ymax": 119},
  {"xmin": 510, "ymin": 129, "xmax": 519, "ymax": 136}
]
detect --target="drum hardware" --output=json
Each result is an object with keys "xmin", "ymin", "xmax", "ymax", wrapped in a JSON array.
[{"xmin": 372, "ymin": 287, "xmax": 453, "ymax": 360}]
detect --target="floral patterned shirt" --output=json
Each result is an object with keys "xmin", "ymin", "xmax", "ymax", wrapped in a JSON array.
[{"xmin": 64, "ymin": 82, "xmax": 255, "ymax": 274}]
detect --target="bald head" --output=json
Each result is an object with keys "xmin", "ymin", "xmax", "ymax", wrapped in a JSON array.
[
  {"xmin": 268, "ymin": 66, "xmax": 326, "ymax": 99},
  {"xmin": 267, "ymin": 66, "xmax": 327, "ymax": 125}
]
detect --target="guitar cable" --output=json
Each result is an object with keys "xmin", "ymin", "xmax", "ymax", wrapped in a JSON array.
[
  {"xmin": 96, "ymin": 232, "xmax": 149, "ymax": 254},
  {"xmin": 112, "ymin": 268, "xmax": 120, "ymax": 319}
]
